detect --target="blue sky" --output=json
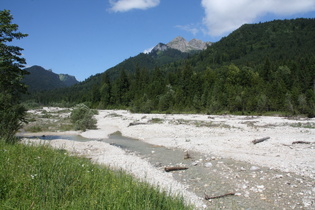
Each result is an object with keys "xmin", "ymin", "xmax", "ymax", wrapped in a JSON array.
[{"xmin": 2, "ymin": 0, "xmax": 315, "ymax": 81}]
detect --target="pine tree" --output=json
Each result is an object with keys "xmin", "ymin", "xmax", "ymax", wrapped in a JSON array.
[{"xmin": 0, "ymin": 10, "xmax": 28, "ymax": 143}]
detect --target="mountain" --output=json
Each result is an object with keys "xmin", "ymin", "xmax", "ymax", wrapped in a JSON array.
[
  {"xmin": 104, "ymin": 37, "xmax": 210, "ymax": 80},
  {"xmin": 23, "ymin": 65, "xmax": 79, "ymax": 92},
  {"xmin": 104, "ymin": 38, "xmax": 204, "ymax": 80}
]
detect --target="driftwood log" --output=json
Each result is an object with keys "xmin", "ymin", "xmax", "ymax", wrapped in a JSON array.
[
  {"xmin": 292, "ymin": 141, "xmax": 311, "ymax": 144},
  {"xmin": 252, "ymin": 137, "xmax": 270, "ymax": 144},
  {"xmin": 204, "ymin": 192, "xmax": 235, "ymax": 200},
  {"xmin": 164, "ymin": 166, "xmax": 188, "ymax": 172},
  {"xmin": 128, "ymin": 122, "xmax": 147, "ymax": 127}
]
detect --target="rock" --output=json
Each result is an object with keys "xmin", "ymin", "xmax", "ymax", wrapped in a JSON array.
[
  {"xmin": 204, "ymin": 162, "xmax": 213, "ymax": 168},
  {"xmin": 250, "ymin": 166, "xmax": 260, "ymax": 171},
  {"xmin": 154, "ymin": 162, "xmax": 162, "ymax": 167},
  {"xmin": 274, "ymin": 174, "xmax": 283, "ymax": 179},
  {"xmin": 192, "ymin": 161, "xmax": 198, "ymax": 166}
]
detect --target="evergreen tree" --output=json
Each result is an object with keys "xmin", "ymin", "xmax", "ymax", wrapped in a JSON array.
[
  {"xmin": 97, "ymin": 72, "xmax": 111, "ymax": 108},
  {"xmin": 0, "ymin": 10, "xmax": 28, "ymax": 143}
]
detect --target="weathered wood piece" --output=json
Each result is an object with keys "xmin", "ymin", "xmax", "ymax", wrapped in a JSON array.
[
  {"xmin": 164, "ymin": 166, "xmax": 188, "ymax": 172},
  {"xmin": 184, "ymin": 151, "xmax": 191, "ymax": 159},
  {"xmin": 204, "ymin": 192, "xmax": 235, "ymax": 200},
  {"xmin": 292, "ymin": 141, "xmax": 311, "ymax": 144},
  {"xmin": 252, "ymin": 137, "xmax": 270, "ymax": 144},
  {"xmin": 128, "ymin": 122, "xmax": 147, "ymax": 127}
]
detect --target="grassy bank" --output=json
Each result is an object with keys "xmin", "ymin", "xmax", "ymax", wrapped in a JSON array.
[{"xmin": 0, "ymin": 141, "xmax": 192, "ymax": 209}]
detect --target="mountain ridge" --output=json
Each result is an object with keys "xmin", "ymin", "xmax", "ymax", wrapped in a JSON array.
[{"xmin": 23, "ymin": 65, "xmax": 79, "ymax": 92}]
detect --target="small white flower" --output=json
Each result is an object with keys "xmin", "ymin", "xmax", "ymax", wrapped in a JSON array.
[{"xmin": 31, "ymin": 174, "xmax": 37, "ymax": 179}]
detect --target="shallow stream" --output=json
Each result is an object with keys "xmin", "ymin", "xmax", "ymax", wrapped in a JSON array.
[{"xmin": 21, "ymin": 133, "xmax": 314, "ymax": 209}]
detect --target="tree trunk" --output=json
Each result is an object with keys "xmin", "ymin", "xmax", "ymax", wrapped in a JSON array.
[
  {"xmin": 164, "ymin": 166, "xmax": 188, "ymax": 172},
  {"xmin": 252, "ymin": 137, "xmax": 270, "ymax": 144}
]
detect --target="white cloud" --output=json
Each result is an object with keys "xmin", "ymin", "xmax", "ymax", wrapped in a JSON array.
[
  {"xmin": 143, "ymin": 46, "xmax": 154, "ymax": 54},
  {"xmin": 175, "ymin": 24, "xmax": 199, "ymax": 36},
  {"xmin": 201, "ymin": 0, "xmax": 315, "ymax": 36},
  {"xmin": 109, "ymin": 0, "xmax": 160, "ymax": 12}
]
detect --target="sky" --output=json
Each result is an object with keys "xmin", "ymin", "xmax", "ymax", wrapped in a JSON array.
[{"xmin": 2, "ymin": 0, "xmax": 315, "ymax": 81}]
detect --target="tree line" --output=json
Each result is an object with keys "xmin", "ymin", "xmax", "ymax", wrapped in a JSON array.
[{"xmin": 31, "ymin": 56, "xmax": 315, "ymax": 117}]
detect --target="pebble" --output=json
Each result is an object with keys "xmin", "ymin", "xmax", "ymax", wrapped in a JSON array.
[
  {"xmin": 274, "ymin": 174, "xmax": 283, "ymax": 179},
  {"xmin": 250, "ymin": 166, "xmax": 260, "ymax": 171},
  {"xmin": 192, "ymin": 161, "xmax": 198, "ymax": 166},
  {"xmin": 204, "ymin": 162, "xmax": 213, "ymax": 168}
]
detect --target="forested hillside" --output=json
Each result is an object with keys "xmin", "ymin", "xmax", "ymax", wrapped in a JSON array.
[
  {"xmin": 23, "ymin": 65, "xmax": 79, "ymax": 92},
  {"xmin": 26, "ymin": 18, "xmax": 315, "ymax": 116}
]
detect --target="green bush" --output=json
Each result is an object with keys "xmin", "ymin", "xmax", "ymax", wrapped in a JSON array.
[
  {"xmin": 70, "ymin": 104, "xmax": 97, "ymax": 131},
  {"xmin": 0, "ymin": 104, "xmax": 27, "ymax": 143}
]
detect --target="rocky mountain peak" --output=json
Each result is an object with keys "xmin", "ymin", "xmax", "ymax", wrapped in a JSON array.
[
  {"xmin": 188, "ymin": 38, "xmax": 208, "ymax": 50},
  {"xmin": 166, "ymin": 36, "xmax": 210, "ymax": 52},
  {"xmin": 167, "ymin": 36, "xmax": 189, "ymax": 52},
  {"xmin": 152, "ymin": 43, "xmax": 169, "ymax": 52},
  {"xmin": 147, "ymin": 36, "xmax": 210, "ymax": 54}
]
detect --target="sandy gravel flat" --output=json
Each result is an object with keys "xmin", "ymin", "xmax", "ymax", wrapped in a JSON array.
[{"xmin": 82, "ymin": 110, "xmax": 315, "ymax": 178}]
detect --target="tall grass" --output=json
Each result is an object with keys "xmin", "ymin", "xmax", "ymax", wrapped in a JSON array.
[{"xmin": 0, "ymin": 141, "xmax": 192, "ymax": 209}]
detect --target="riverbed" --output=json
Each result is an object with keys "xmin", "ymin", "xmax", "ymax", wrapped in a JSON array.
[{"xmin": 21, "ymin": 108, "xmax": 315, "ymax": 209}]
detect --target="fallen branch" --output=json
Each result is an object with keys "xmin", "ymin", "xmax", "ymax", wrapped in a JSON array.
[
  {"xmin": 128, "ymin": 122, "xmax": 147, "ymax": 127},
  {"xmin": 292, "ymin": 141, "xmax": 311, "ymax": 144},
  {"xmin": 164, "ymin": 166, "xmax": 188, "ymax": 172},
  {"xmin": 205, "ymin": 192, "xmax": 235, "ymax": 200},
  {"xmin": 252, "ymin": 137, "xmax": 270, "ymax": 144},
  {"xmin": 184, "ymin": 151, "xmax": 191, "ymax": 159}
]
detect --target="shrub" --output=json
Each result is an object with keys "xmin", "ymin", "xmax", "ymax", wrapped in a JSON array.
[{"xmin": 70, "ymin": 104, "xmax": 97, "ymax": 131}]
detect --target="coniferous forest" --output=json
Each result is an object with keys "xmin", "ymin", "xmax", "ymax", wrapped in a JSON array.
[{"xmin": 26, "ymin": 18, "xmax": 315, "ymax": 117}]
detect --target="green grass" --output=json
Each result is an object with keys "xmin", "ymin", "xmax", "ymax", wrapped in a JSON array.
[
  {"xmin": 290, "ymin": 122, "xmax": 315, "ymax": 129},
  {"xmin": 0, "ymin": 141, "xmax": 192, "ymax": 210},
  {"xmin": 149, "ymin": 118, "xmax": 165, "ymax": 124}
]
